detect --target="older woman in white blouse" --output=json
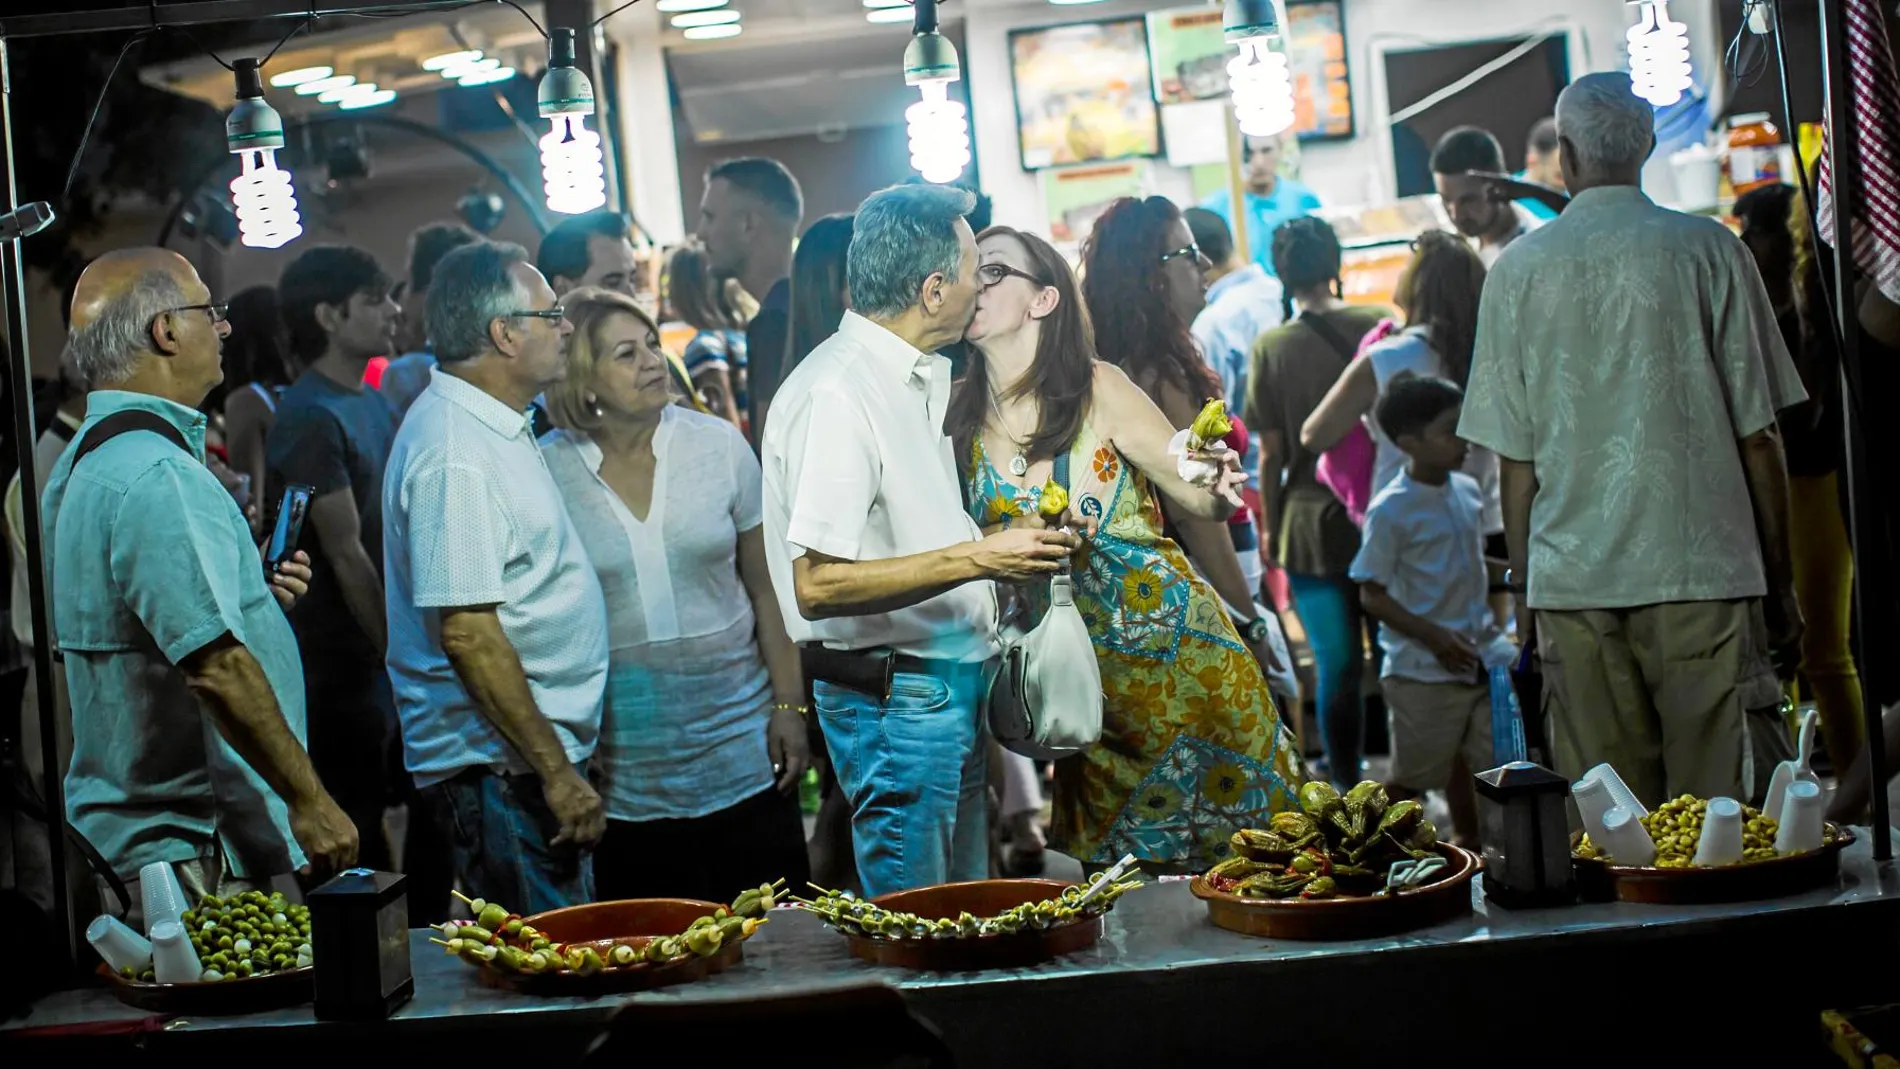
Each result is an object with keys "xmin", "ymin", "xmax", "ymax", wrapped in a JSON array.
[{"xmin": 541, "ymin": 288, "xmax": 812, "ymax": 902}]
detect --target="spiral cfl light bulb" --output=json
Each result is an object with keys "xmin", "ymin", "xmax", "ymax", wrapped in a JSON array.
[
  {"xmin": 539, "ymin": 114, "xmax": 608, "ymax": 216},
  {"xmin": 1229, "ymin": 37, "xmax": 1295, "ymax": 138},
  {"xmin": 230, "ymin": 148, "xmax": 303, "ymax": 249},
  {"xmin": 1627, "ymin": 0, "xmax": 1692, "ymax": 108},
  {"xmin": 908, "ymin": 79, "xmax": 971, "ymax": 184},
  {"xmin": 225, "ymin": 58, "xmax": 301, "ymax": 249},
  {"xmin": 537, "ymin": 27, "xmax": 609, "ymax": 216}
]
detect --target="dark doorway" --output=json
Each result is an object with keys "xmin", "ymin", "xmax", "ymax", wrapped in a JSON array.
[{"xmin": 1384, "ymin": 35, "xmax": 1571, "ymax": 198}]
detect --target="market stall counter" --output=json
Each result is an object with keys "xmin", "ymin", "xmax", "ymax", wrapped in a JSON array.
[{"xmin": 7, "ymin": 836, "xmax": 1900, "ymax": 1065}]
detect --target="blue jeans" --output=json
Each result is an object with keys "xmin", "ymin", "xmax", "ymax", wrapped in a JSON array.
[
  {"xmin": 1287, "ymin": 573, "xmax": 1365, "ymax": 792},
  {"xmin": 814, "ymin": 665, "xmax": 989, "ymax": 898},
  {"xmin": 422, "ymin": 768, "xmax": 595, "ymax": 915}
]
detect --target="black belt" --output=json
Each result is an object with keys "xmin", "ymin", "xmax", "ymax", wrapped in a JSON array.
[{"xmin": 799, "ymin": 643, "xmax": 963, "ymax": 704}]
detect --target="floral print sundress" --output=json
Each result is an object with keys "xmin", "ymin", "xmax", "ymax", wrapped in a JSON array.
[{"xmin": 968, "ymin": 423, "xmax": 1304, "ymax": 871}]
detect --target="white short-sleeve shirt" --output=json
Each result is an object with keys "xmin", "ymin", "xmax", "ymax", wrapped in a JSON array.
[
  {"xmin": 1349, "ymin": 470, "xmax": 1514, "ymax": 684},
  {"xmin": 383, "ymin": 368, "xmax": 609, "ymax": 787},
  {"xmin": 761, "ymin": 312, "xmax": 999, "ymax": 663},
  {"xmin": 542, "ymin": 409, "xmax": 776, "ymax": 821}
]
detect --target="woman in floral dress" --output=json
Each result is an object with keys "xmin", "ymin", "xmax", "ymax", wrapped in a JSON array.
[{"xmin": 949, "ymin": 226, "xmax": 1304, "ymax": 875}]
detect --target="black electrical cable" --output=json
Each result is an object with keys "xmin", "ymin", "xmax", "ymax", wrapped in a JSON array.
[
  {"xmin": 594, "ymin": 0, "xmax": 645, "ymax": 28},
  {"xmin": 497, "ymin": 0, "xmax": 548, "ymax": 39},
  {"xmin": 176, "ymin": 26, "xmax": 238, "ymax": 70},
  {"xmin": 61, "ymin": 30, "xmax": 155, "ymax": 206},
  {"xmin": 260, "ymin": 15, "xmax": 314, "ymax": 67}
]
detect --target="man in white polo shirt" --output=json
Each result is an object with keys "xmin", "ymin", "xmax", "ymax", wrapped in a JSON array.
[
  {"xmin": 762, "ymin": 184, "xmax": 1077, "ymax": 897},
  {"xmin": 383, "ymin": 240, "xmax": 609, "ymax": 912}
]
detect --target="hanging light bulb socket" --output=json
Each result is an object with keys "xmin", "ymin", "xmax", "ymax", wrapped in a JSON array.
[
  {"xmin": 537, "ymin": 28, "xmax": 609, "ymax": 216},
  {"xmin": 1222, "ymin": 0, "xmax": 1296, "ymax": 140},
  {"xmin": 226, "ymin": 58, "xmax": 303, "ymax": 250},
  {"xmin": 903, "ymin": 1, "xmax": 972, "ymax": 185}
]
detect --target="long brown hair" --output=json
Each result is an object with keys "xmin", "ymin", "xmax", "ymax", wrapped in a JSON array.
[
  {"xmin": 1080, "ymin": 196, "xmax": 1220, "ymax": 402},
  {"xmin": 666, "ymin": 240, "xmax": 743, "ymax": 332},
  {"xmin": 1393, "ymin": 229, "xmax": 1485, "ymax": 388},
  {"xmin": 947, "ymin": 227, "xmax": 1095, "ymax": 475}
]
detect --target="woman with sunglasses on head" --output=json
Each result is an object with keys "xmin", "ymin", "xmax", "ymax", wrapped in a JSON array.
[
  {"xmin": 540, "ymin": 287, "xmax": 813, "ymax": 903},
  {"xmin": 952, "ymin": 225, "xmax": 1303, "ymax": 877},
  {"xmin": 1243, "ymin": 217, "xmax": 1392, "ymax": 792},
  {"xmin": 1080, "ymin": 197, "xmax": 1285, "ymax": 682},
  {"xmin": 1301, "ymin": 230, "xmax": 1501, "ymax": 557}
]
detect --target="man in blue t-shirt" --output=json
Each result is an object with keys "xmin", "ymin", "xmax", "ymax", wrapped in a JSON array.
[
  {"xmin": 1198, "ymin": 133, "xmax": 1324, "ymax": 278},
  {"xmin": 268, "ymin": 244, "xmax": 403, "ymax": 870}
]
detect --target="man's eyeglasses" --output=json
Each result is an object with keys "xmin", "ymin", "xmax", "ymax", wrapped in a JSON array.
[
  {"xmin": 162, "ymin": 303, "xmax": 230, "ymax": 326},
  {"xmin": 506, "ymin": 308, "xmax": 568, "ymax": 323},
  {"xmin": 976, "ymin": 263, "xmax": 1047, "ymax": 290},
  {"xmin": 1160, "ymin": 243, "xmax": 1208, "ymax": 267}
]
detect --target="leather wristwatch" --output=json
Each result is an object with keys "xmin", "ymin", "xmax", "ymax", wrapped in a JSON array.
[{"xmin": 1241, "ymin": 617, "xmax": 1271, "ymax": 644}]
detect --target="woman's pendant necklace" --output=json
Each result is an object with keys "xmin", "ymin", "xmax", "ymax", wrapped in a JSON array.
[{"xmin": 986, "ymin": 382, "xmax": 1033, "ymax": 480}]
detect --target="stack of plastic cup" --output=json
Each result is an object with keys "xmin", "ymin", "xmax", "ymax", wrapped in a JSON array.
[
  {"xmin": 138, "ymin": 861, "xmax": 186, "ymax": 935},
  {"xmin": 1774, "ymin": 779, "xmax": 1827, "ymax": 855},
  {"xmin": 1693, "ymin": 797, "xmax": 1745, "ymax": 866},
  {"xmin": 150, "ymin": 919, "xmax": 202, "ymax": 984},
  {"xmin": 86, "ymin": 914, "xmax": 152, "ymax": 974},
  {"xmin": 1581, "ymin": 763, "xmax": 1648, "ymax": 817},
  {"xmin": 1598, "ymin": 805, "xmax": 1657, "ymax": 867},
  {"xmin": 1573, "ymin": 774, "xmax": 1619, "ymax": 848}
]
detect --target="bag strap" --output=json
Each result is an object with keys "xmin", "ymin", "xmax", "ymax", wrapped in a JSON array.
[
  {"xmin": 37, "ymin": 409, "xmax": 190, "ymax": 918},
  {"xmin": 71, "ymin": 411, "xmax": 191, "ymax": 469},
  {"xmin": 1052, "ymin": 445, "xmax": 1071, "ymax": 494},
  {"xmin": 1299, "ymin": 310, "xmax": 1360, "ymax": 363}
]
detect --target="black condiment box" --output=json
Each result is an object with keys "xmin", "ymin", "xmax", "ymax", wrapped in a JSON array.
[{"xmin": 309, "ymin": 869, "xmax": 413, "ymax": 1020}]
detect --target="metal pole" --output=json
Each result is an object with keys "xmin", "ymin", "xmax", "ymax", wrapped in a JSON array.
[
  {"xmin": 1816, "ymin": 0, "xmax": 1890, "ymax": 861},
  {"xmin": 1223, "ymin": 108, "xmax": 1251, "ymax": 268},
  {"xmin": 0, "ymin": 36, "xmax": 75, "ymax": 961}
]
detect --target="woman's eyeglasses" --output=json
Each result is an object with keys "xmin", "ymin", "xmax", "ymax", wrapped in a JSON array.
[
  {"xmin": 976, "ymin": 263, "xmax": 1047, "ymax": 290},
  {"xmin": 1160, "ymin": 243, "xmax": 1208, "ymax": 267}
]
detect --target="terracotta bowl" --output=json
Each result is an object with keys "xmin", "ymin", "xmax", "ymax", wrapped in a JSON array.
[
  {"xmin": 1572, "ymin": 824, "xmax": 1855, "ymax": 904},
  {"xmin": 840, "ymin": 878, "xmax": 1104, "ymax": 971},
  {"xmin": 100, "ymin": 963, "xmax": 314, "ymax": 1014},
  {"xmin": 1189, "ymin": 843, "xmax": 1480, "ymax": 941},
  {"xmin": 473, "ymin": 898, "xmax": 746, "ymax": 995}
]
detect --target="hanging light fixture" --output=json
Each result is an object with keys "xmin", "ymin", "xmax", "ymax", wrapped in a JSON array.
[
  {"xmin": 226, "ymin": 58, "xmax": 303, "ymax": 250},
  {"xmin": 903, "ymin": 0, "xmax": 971, "ymax": 184},
  {"xmin": 537, "ymin": 27, "xmax": 608, "ymax": 215},
  {"xmin": 1626, "ymin": 0, "xmax": 1692, "ymax": 108},
  {"xmin": 1224, "ymin": 0, "xmax": 1296, "ymax": 138}
]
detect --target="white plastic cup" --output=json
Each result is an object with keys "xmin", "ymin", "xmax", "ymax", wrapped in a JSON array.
[
  {"xmin": 1582, "ymin": 763, "xmax": 1649, "ymax": 817},
  {"xmin": 150, "ymin": 919, "xmax": 203, "ymax": 984},
  {"xmin": 1693, "ymin": 797, "xmax": 1745, "ymax": 866},
  {"xmin": 1670, "ymin": 145, "xmax": 1722, "ymax": 210},
  {"xmin": 138, "ymin": 861, "xmax": 187, "ymax": 936},
  {"xmin": 1598, "ymin": 805, "xmax": 1657, "ymax": 867},
  {"xmin": 86, "ymin": 914, "xmax": 152, "ymax": 974},
  {"xmin": 1573, "ymin": 774, "xmax": 1618, "ymax": 848},
  {"xmin": 1775, "ymin": 779, "xmax": 1827, "ymax": 855}
]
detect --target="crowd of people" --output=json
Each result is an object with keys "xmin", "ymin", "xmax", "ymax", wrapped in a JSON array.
[{"xmin": 0, "ymin": 71, "xmax": 1861, "ymax": 924}]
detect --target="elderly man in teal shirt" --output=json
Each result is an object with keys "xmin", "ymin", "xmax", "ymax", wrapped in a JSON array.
[{"xmin": 43, "ymin": 248, "xmax": 356, "ymax": 917}]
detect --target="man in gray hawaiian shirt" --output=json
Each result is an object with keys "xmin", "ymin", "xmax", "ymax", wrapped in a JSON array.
[{"xmin": 1458, "ymin": 73, "xmax": 1806, "ymax": 809}]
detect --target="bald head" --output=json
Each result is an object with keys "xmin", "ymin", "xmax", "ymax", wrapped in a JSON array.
[
  {"xmin": 67, "ymin": 247, "xmax": 227, "ymax": 403},
  {"xmin": 70, "ymin": 248, "xmax": 199, "ymax": 333}
]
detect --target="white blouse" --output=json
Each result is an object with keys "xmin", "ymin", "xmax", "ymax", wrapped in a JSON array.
[{"xmin": 541, "ymin": 408, "xmax": 775, "ymax": 822}]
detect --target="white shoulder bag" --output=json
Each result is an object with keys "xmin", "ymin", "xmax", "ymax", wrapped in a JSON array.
[{"xmin": 985, "ymin": 448, "xmax": 1103, "ymax": 760}]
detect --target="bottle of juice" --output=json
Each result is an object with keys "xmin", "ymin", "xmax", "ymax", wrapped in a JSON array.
[{"xmin": 1727, "ymin": 113, "xmax": 1783, "ymax": 195}]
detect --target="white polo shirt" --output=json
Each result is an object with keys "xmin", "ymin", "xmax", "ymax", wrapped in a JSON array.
[
  {"xmin": 762, "ymin": 312, "xmax": 999, "ymax": 663},
  {"xmin": 383, "ymin": 368, "xmax": 610, "ymax": 787}
]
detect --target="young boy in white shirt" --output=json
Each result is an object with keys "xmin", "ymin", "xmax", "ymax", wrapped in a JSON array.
[{"xmin": 1350, "ymin": 374, "xmax": 1514, "ymax": 847}]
